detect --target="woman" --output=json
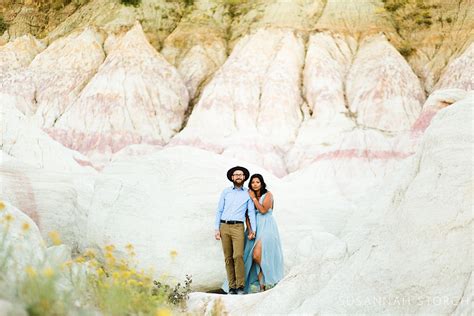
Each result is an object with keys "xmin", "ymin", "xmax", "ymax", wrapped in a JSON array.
[{"xmin": 243, "ymin": 174, "xmax": 284, "ymax": 293}]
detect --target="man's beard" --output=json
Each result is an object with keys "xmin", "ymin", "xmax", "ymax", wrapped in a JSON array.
[{"xmin": 233, "ymin": 179, "xmax": 244, "ymax": 186}]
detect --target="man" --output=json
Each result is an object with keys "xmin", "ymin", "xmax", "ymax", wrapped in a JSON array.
[{"xmin": 215, "ymin": 166, "xmax": 256, "ymax": 295}]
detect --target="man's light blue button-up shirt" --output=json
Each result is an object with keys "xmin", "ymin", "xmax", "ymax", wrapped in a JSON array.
[{"xmin": 214, "ymin": 186, "xmax": 257, "ymax": 232}]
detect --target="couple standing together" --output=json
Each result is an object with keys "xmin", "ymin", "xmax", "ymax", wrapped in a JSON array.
[{"xmin": 214, "ymin": 166, "xmax": 284, "ymax": 294}]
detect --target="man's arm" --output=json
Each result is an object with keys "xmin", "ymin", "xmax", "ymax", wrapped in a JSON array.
[{"xmin": 214, "ymin": 190, "xmax": 226, "ymax": 239}]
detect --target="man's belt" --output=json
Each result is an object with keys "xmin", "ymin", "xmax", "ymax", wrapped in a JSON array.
[{"xmin": 220, "ymin": 220, "xmax": 244, "ymax": 224}]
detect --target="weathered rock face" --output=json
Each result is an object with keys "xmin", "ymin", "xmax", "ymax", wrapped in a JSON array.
[
  {"xmin": 45, "ymin": 0, "xmax": 187, "ymax": 49},
  {"xmin": 296, "ymin": 93, "xmax": 473, "ymax": 315},
  {"xmin": 0, "ymin": 153, "xmax": 94, "ymax": 250},
  {"xmin": 0, "ymin": 1, "xmax": 472, "ymax": 314},
  {"xmin": 228, "ymin": 0, "xmax": 325, "ymax": 45},
  {"xmin": 287, "ymin": 32, "xmax": 424, "ymax": 174},
  {"xmin": 388, "ymin": 0, "xmax": 474, "ymax": 93},
  {"xmin": 187, "ymin": 92, "xmax": 473, "ymax": 314},
  {"xmin": 0, "ymin": 201, "xmax": 44, "ymax": 271},
  {"xmin": 0, "ymin": 35, "xmax": 45, "ymax": 115},
  {"xmin": 435, "ymin": 42, "xmax": 474, "ymax": 91},
  {"xmin": 315, "ymin": 0, "xmax": 390, "ymax": 34},
  {"xmin": 346, "ymin": 35, "xmax": 424, "ymax": 131},
  {"xmin": 161, "ymin": 0, "xmax": 230, "ymax": 100},
  {"xmin": 85, "ymin": 146, "xmax": 273, "ymax": 289},
  {"xmin": 172, "ymin": 28, "xmax": 305, "ymax": 177},
  {"xmin": 0, "ymin": 35, "xmax": 45, "ymax": 73},
  {"xmin": 32, "ymin": 27, "xmax": 106, "ymax": 127},
  {"xmin": 48, "ymin": 23, "xmax": 189, "ymax": 165},
  {"xmin": 1, "ymin": 97, "xmax": 95, "ymax": 249},
  {"xmin": 1, "ymin": 96, "xmax": 94, "ymax": 171}
]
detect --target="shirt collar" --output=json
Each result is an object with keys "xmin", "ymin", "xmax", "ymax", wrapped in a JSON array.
[{"xmin": 232, "ymin": 186, "xmax": 245, "ymax": 191}]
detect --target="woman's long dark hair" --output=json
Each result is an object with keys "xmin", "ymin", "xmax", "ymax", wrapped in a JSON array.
[{"xmin": 249, "ymin": 174, "xmax": 268, "ymax": 197}]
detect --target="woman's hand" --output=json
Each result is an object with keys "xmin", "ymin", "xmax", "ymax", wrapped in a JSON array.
[{"xmin": 248, "ymin": 189, "xmax": 256, "ymax": 199}]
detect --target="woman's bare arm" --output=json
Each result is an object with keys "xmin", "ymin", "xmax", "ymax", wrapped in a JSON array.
[{"xmin": 251, "ymin": 192, "xmax": 273, "ymax": 214}]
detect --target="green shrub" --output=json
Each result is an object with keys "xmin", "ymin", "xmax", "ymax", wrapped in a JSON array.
[
  {"xmin": 0, "ymin": 16, "xmax": 8, "ymax": 34},
  {"xmin": 73, "ymin": 0, "xmax": 90, "ymax": 5},
  {"xmin": 153, "ymin": 274, "xmax": 192, "ymax": 307},
  {"xmin": 120, "ymin": 0, "xmax": 141, "ymax": 7},
  {"xmin": 399, "ymin": 42, "xmax": 415, "ymax": 57}
]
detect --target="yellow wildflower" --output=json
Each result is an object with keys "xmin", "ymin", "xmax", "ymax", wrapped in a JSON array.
[
  {"xmin": 74, "ymin": 256, "xmax": 86, "ymax": 264},
  {"xmin": 105, "ymin": 251, "xmax": 115, "ymax": 259},
  {"xmin": 155, "ymin": 308, "xmax": 172, "ymax": 316},
  {"xmin": 4, "ymin": 213, "xmax": 14, "ymax": 223},
  {"xmin": 0, "ymin": 201, "xmax": 5, "ymax": 211},
  {"xmin": 48, "ymin": 231, "xmax": 62, "ymax": 245},
  {"xmin": 39, "ymin": 299, "xmax": 51, "ymax": 311},
  {"xmin": 42, "ymin": 267, "xmax": 55, "ymax": 278},
  {"xmin": 25, "ymin": 266, "xmax": 37, "ymax": 278},
  {"xmin": 112, "ymin": 272, "xmax": 120, "ymax": 280},
  {"xmin": 125, "ymin": 243, "xmax": 134, "ymax": 251},
  {"xmin": 121, "ymin": 271, "xmax": 131, "ymax": 279},
  {"xmin": 127, "ymin": 279, "xmax": 138, "ymax": 286},
  {"xmin": 21, "ymin": 222, "xmax": 30, "ymax": 232},
  {"xmin": 106, "ymin": 256, "xmax": 116, "ymax": 266},
  {"xmin": 84, "ymin": 248, "xmax": 97, "ymax": 258},
  {"xmin": 169, "ymin": 250, "xmax": 178, "ymax": 260},
  {"xmin": 104, "ymin": 244, "xmax": 115, "ymax": 252},
  {"xmin": 62, "ymin": 260, "xmax": 73, "ymax": 269},
  {"xmin": 88, "ymin": 259, "xmax": 99, "ymax": 268},
  {"xmin": 97, "ymin": 268, "xmax": 105, "ymax": 278}
]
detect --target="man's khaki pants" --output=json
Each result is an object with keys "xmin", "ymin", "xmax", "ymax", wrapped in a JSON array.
[{"xmin": 220, "ymin": 223, "xmax": 245, "ymax": 289}]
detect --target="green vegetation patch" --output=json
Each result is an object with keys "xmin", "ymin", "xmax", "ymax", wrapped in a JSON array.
[
  {"xmin": 120, "ymin": 0, "xmax": 141, "ymax": 7},
  {"xmin": 0, "ymin": 15, "xmax": 8, "ymax": 34}
]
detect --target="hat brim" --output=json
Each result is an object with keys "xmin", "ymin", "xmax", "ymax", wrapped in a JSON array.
[{"xmin": 227, "ymin": 166, "xmax": 250, "ymax": 182}]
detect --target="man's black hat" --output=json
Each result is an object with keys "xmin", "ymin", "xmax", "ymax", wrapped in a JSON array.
[{"xmin": 227, "ymin": 166, "xmax": 250, "ymax": 182}]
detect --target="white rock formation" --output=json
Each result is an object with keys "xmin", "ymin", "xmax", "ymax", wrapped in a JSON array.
[
  {"xmin": 50, "ymin": 23, "xmax": 189, "ymax": 165},
  {"xmin": 0, "ymin": 153, "xmax": 94, "ymax": 250},
  {"xmin": 0, "ymin": 35, "xmax": 45, "ymax": 115},
  {"xmin": 187, "ymin": 91, "xmax": 473, "ymax": 314},
  {"xmin": 0, "ymin": 203, "xmax": 47, "ymax": 314},
  {"xmin": 0, "ymin": 201, "xmax": 44, "ymax": 272},
  {"xmin": 161, "ymin": 1, "xmax": 229, "ymax": 99},
  {"xmin": 394, "ymin": 88, "xmax": 469, "ymax": 154},
  {"xmin": 347, "ymin": 35, "xmax": 425, "ymax": 132},
  {"xmin": 0, "ymin": 4, "xmax": 471, "ymax": 313},
  {"xmin": 315, "ymin": 0, "xmax": 390, "ymax": 34},
  {"xmin": 287, "ymin": 32, "xmax": 423, "ymax": 186},
  {"xmin": 0, "ymin": 34, "xmax": 45, "ymax": 73},
  {"xmin": 172, "ymin": 28, "xmax": 305, "ymax": 177},
  {"xmin": 1, "ymin": 95, "xmax": 95, "ymax": 171},
  {"xmin": 86, "ymin": 145, "xmax": 280, "ymax": 289},
  {"xmin": 31, "ymin": 27, "xmax": 106, "ymax": 127},
  {"xmin": 1, "ymin": 98, "xmax": 96, "ymax": 249},
  {"xmin": 435, "ymin": 42, "xmax": 474, "ymax": 91}
]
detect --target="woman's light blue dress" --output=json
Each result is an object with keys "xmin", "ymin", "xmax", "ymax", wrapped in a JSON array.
[
  {"xmin": 243, "ymin": 192, "xmax": 284, "ymax": 293},
  {"xmin": 222, "ymin": 192, "xmax": 284, "ymax": 293}
]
